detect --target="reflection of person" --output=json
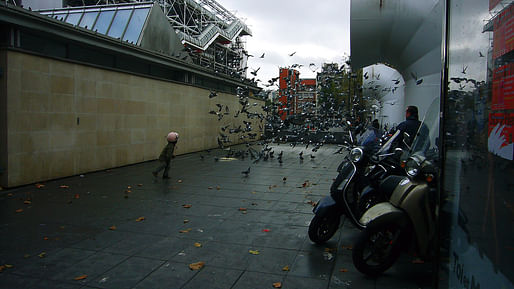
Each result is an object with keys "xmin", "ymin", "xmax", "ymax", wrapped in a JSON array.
[
  {"xmin": 393, "ymin": 106, "xmax": 421, "ymax": 149},
  {"xmin": 152, "ymin": 132, "xmax": 179, "ymax": 179}
]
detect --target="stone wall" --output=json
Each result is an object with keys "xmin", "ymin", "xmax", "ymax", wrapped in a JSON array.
[{"xmin": 3, "ymin": 51, "xmax": 264, "ymax": 187}]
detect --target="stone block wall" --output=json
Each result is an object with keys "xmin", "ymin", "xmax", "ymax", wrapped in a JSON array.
[{"xmin": 2, "ymin": 51, "xmax": 264, "ymax": 187}]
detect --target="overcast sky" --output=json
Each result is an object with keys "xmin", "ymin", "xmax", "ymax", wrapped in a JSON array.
[{"xmin": 216, "ymin": 0, "xmax": 351, "ymax": 88}]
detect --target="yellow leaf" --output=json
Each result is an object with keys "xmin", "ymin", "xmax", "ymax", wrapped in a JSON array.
[
  {"xmin": 183, "ymin": 219, "xmax": 190, "ymax": 223},
  {"xmin": 4, "ymin": 264, "xmax": 14, "ymax": 269},
  {"xmin": 35, "ymin": 184, "xmax": 45, "ymax": 189},
  {"xmin": 188, "ymin": 261, "xmax": 205, "ymax": 270},
  {"xmin": 137, "ymin": 184, "xmax": 143, "ymax": 187},
  {"xmin": 177, "ymin": 179, "xmax": 183, "ymax": 183},
  {"xmin": 194, "ymin": 242, "xmax": 202, "ymax": 248},
  {"xmin": 74, "ymin": 275, "xmax": 88, "ymax": 281},
  {"xmin": 24, "ymin": 200, "xmax": 32, "ymax": 205},
  {"xmin": 282, "ymin": 265, "xmax": 290, "ymax": 271},
  {"xmin": 216, "ymin": 186, "xmax": 221, "ymax": 190},
  {"xmin": 273, "ymin": 282, "xmax": 282, "ymax": 288},
  {"xmin": 238, "ymin": 208, "xmax": 247, "ymax": 212},
  {"xmin": 249, "ymin": 250, "xmax": 260, "ymax": 255},
  {"xmin": 135, "ymin": 217, "xmax": 145, "ymax": 222},
  {"xmin": 339, "ymin": 268, "xmax": 348, "ymax": 272},
  {"xmin": 23, "ymin": 254, "xmax": 31, "ymax": 259},
  {"xmin": 43, "ymin": 237, "xmax": 49, "ymax": 240},
  {"xmin": 127, "ymin": 186, "xmax": 132, "ymax": 189},
  {"xmin": 60, "ymin": 185, "xmax": 69, "ymax": 189},
  {"xmin": 109, "ymin": 225, "xmax": 117, "ymax": 230},
  {"xmin": 179, "ymin": 228, "xmax": 192, "ymax": 233},
  {"xmin": 0, "ymin": 265, "xmax": 4, "ymax": 272},
  {"xmin": 38, "ymin": 252, "xmax": 46, "ymax": 258},
  {"xmin": 15, "ymin": 208, "xmax": 23, "ymax": 213},
  {"xmin": 182, "ymin": 204, "xmax": 192, "ymax": 208}
]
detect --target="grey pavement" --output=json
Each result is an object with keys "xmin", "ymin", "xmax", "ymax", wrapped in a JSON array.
[{"xmin": 0, "ymin": 143, "xmax": 433, "ymax": 289}]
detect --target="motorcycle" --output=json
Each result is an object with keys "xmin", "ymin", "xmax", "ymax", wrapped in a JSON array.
[
  {"xmin": 308, "ymin": 124, "xmax": 405, "ymax": 244},
  {"xmin": 351, "ymin": 98, "xmax": 440, "ymax": 276}
]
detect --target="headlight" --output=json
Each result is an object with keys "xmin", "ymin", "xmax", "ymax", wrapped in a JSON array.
[
  {"xmin": 350, "ymin": 147, "xmax": 363, "ymax": 162},
  {"xmin": 405, "ymin": 158, "xmax": 420, "ymax": 177}
]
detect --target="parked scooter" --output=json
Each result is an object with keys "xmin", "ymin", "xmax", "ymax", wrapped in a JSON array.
[
  {"xmin": 308, "ymin": 125, "xmax": 405, "ymax": 244},
  {"xmin": 351, "ymin": 98, "xmax": 440, "ymax": 276}
]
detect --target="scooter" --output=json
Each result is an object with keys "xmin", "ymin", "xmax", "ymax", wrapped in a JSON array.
[
  {"xmin": 308, "ymin": 126, "xmax": 404, "ymax": 244},
  {"xmin": 351, "ymin": 98, "xmax": 440, "ymax": 276}
]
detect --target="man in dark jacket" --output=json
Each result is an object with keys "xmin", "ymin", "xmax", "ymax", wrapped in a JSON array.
[{"xmin": 393, "ymin": 106, "xmax": 421, "ymax": 149}]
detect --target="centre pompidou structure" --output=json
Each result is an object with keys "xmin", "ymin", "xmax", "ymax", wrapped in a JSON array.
[{"xmin": 59, "ymin": 0, "xmax": 253, "ymax": 78}]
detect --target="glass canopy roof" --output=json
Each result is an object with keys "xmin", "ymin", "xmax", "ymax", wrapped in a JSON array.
[{"xmin": 39, "ymin": 2, "xmax": 152, "ymax": 45}]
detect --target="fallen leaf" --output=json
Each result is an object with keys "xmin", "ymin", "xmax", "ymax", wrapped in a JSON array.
[
  {"xmin": 341, "ymin": 245, "xmax": 353, "ymax": 250},
  {"xmin": 182, "ymin": 204, "xmax": 192, "ymax": 208},
  {"xmin": 7, "ymin": 193, "xmax": 13, "ymax": 197},
  {"xmin": 179, "ymin": 228, "xmax": 192, "ymax": 233},
  {"xmin": 0, "ymin": 265, "xmax": 4, "ymax": 272},
  {"xmin": 43, "ymin": 237, "xmax": 49, "ymax": 240},
  {"xmin": 109, "ymin": 225, "xmax": 117, "ymax": 230},
  {"xmin": 24, "ymin": 200, "xmax": 32, "ymax": 205},
  {"xmin": 4, "ymin": 264, "xmax": 13, "ymax": 269},
  {"xmin": 74, "ymin": 194, "xmax": 80, "ymax": 199},
  {"xmin": 188, "ymin": 261, "xmax": 205, "ymax": 270},
  {"xmin": 208, "ymin": 186, "xmax": 213, "ymax": 190},
  {"xmin": 23, "ymin": 254, "xmax": 31, "ymax": 259},
  {"xmin": 35, "ymin": 184, "xmax": 45, "ymax": 189},
  {"xmin": 238, "ymin": 208, "xmax": 247, "ymax": 212},
  {"xmin": 15, "ymin": 208, "xmax": 23, "ymax": 213},
  {"xmin": 306, "ymin": 200, "xmax": 317, "ymax": 207},
  {"xmin": 251, "ymin": 191, "xmax": 257, "ymax": 194},
  {"xmin": 262, "ymin": 229, "xmax": 270, "ymax": 232},
  {"xmin": 339, "ymin": 268, "xmax": 348, "ymax": 272},
  {"xmin": 412, "ymin": 259, "xmax": 425, "ymax": 264},
  {"xmin": 177, "ymin": 180, "xmax": 183, "ymax": 183},
  {"xmin": 38, "ymin": 252, "xmax": 46, "ymax": 258},
  {"xmin": 194, "ymin": 242, "xmax": 202, "ymax": 248},
  {"xmin": 216, "ymin": 186, "xmax": 221, "ymax": 190},
  {"xmin": 60, "ymin": 185, "xmax": 69, "ymax": 189},
  {"xmin": 127, "ymin": 186, "xmax": 132, "ymax": 189},
  {"xmin": 137, "ymin": 184, "xmax": 143, "ymax": 187},
  {"xmin": 135, "ymin": 217, "xmax": 145, "ymax": 222},
  {"xmin": 183, "ymin": 219, "xmax": 190, "ymax": 223},
  {"xmin": 272, "ymin": 282, "xmax": 282, "ymax": 288},
  {"xmin": 125, "ymin": 190, "xmax": 131, "ymax": 193},
  {"xmin": 249, "ymin": 250, "xmax": 260, "ymax": 255},
  {"xmin": 282, "ymin": 265, "xmax": 290, "ymax": 271},
  {"xmin": 74, "ymin": 275, "xmax": 88, "ymax": 281},
  {"xmin": 59, "ymin": 226, "xmax": 66, "ymax": 229},
  {"xmin": 325, "ymin": 247, "xmax": 337, "ymax": 253}
]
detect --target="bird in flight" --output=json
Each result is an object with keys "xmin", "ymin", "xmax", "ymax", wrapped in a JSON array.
[{"xmin": 289, "ymin": 51, "xmax": 296, "ymax": 57}]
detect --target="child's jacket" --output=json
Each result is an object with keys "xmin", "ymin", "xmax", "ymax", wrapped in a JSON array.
[{"xmin": 158, "ymin": 142, "xmax": 176, "ymax": 161}]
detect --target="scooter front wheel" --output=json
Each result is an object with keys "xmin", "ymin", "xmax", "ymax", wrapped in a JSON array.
[{"xmin": 308, "ymin": 214, "xmax": 340, "ymax": 244}]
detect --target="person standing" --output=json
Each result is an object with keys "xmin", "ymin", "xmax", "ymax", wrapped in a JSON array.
[
  {"xmin": 393, "ymin": 106, "xmax": 421, "ymax": 149},
  {"xmin": 152, "ymin": 132, "xmax": 179, "ymax": 179}
]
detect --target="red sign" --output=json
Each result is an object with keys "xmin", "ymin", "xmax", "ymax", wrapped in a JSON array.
[
  {"xmin": 492, "ymin": 5, "xmax": 514, "ymax": 59},
  {"xmin": 492, "ymin": 64, "xmax": 514, "ymax": 110},
  {"xmin": 488, "ymin": 113, "xmax": 514, "ymax": 147}
]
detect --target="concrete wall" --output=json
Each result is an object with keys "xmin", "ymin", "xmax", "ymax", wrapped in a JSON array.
[{"xmin": 4, "ymin": 51, "xmax": 264, "ymax": 187}]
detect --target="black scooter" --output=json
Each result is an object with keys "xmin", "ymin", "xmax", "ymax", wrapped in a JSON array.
[{"xmin": 308, "ymin": 128, "xmax": 404, "ymax": 244}]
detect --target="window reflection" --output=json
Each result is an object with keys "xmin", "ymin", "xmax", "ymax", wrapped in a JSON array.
[
  {"xmin": 107, "ymin": 9, "xmax": 132, "ymax": 39},
  {"xmin": 123, "ymin": 8, "xmax": 149, "ymax": 43},
  {"xmin": 79, "ymin": 11, "xmax": 99, "ymax": 29},
  {"xmin": 93, "ymin": 10, "xmax": 115, "ymax": 34},
  {"xmin": 65, "ymin": 12, "xmax": 82, "ymax": 25}
]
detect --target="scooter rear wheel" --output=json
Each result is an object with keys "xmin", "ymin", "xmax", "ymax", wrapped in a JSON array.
[{"xmin": 308, "ymin": 214, "xmax": 340, "ymax": 244}]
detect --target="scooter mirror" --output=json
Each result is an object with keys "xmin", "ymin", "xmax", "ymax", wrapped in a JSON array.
[{"xmin": 394, "ymin": 147, "xmax": 403, "ymax": 156}]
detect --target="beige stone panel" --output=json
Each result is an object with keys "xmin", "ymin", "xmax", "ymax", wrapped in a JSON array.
[
  {"xmin": 9, "ymin": 112, "xmax": 32, "ymax": 132},
  {"xmin": 49, "ymin": 150, "xmax": 75, "ymax": 179},
  {"xmin": 129, "ymin": 143, "xmax": 145, "ymax": 163},
  {"xmin": 97, "ymin": 98, "xmax": 117, "ymax": 114},
  {"xmin": 30, "ymin": 113, "xmax": 50, "ymax": 131},
  {"xmin": 21, "ymin": 54, "xmax": 50, "ymax": 74},
  {"xmin": 50, "ymin": 60, "xmax": 72, "ymax": 77},
  {"xmin": 131, "ymin": 130, "xmax": 145, "ymax": 144},
  {"xmin": 7, "ymin": 51, "xmax": 22, "ymax": 70},
  {"xmin": 48, "ymin": 113, "xmax": 76, "ymax": 131},
  {"xmin": 125, "ymin": 115, "xmax": 147, "ymax": 129},
  {"xmin": 96, "ymin": 114, "xmax": 120, "ymax": 130},
  {"xmin": 49, "ymin": 131, "xmax": 76, "ymax": 150},
  {"xmin": 75, "ymin": 149, "xmax": 97, "ymax": 172},
  {"xmin": 21, "ymin": 70, "xmax": 50, "ymax": 94},
  {"xmin": 75, "ymin": 79, "xmax": 96, "ymax": 98},
  {"xmin": 76, "ymin": 114, "xmax": 97, "ymax": 131},
  {"xmin": 76, "ymin": 97, "xmax": 98, "ymax": 113},
  {"xmin": 76, "ymin": 131, "xmax": 97, "ymax": 148},
  {"xmin": 145, "ymin": 102, "xmax": 158, "ymax": 115},
  {"xmin": 50, "ymin": 94, "xmax": 74, "ymax": 113},
  {"xmin": 23, "ymin": 91, "xmax": 51, "ymax": 113},
  {"xmin": 96, "ymin": 147, "xmax": 115, "ymax": 168},
  {"xmin": 96, "ymin": 82, "xmax": 113, "ymax": 99},
  {"xmin": 96, "ymin": 131, "xmax": 113, "ymax": 147},
  {"xmin": 114, "ymin": 146, "xmax": 129, "ymax": 165},
  {"xmin": 144, "ymin": 141, "xmax": 161, "ymax": 160},
  {"xmin": 51, "ymin": 75, "xmax": 74, "ymax": 95}
]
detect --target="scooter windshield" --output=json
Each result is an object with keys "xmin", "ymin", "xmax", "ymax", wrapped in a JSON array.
[
  {"xmin": 376, "ymin": 130, "xmax": 401, "ymax": 155},
  {"xmin": 409, "ymin": 98, "xmax": 440, "ymax": 158}
]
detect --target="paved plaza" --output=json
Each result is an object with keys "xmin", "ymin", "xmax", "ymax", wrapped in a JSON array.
[{"xmin": 0, "ymin": 143, "xmax": 433, "ymax": 289}]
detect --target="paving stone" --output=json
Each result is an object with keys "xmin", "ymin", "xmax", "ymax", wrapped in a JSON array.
[{"xmin": 91, "ymin": 256, "xmax": 164, "ymax": 289}]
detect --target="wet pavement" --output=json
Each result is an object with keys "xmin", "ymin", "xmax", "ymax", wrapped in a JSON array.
[{"xmin": 0, "ymin": 143, "xmax": 433, "ymax": 289}]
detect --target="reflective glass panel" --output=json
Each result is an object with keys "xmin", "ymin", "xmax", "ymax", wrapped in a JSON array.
[
  {"xmin": 441, "ymin": 0, "xmax": 514, "ymax": 288},
  {"xmin": 122, "ymin": 8, "xmax": 149, "ymax": 43},
  {"xmin": 65, "ymin": 12, "xmax": 82, "ymax": 25},
  {"xmin": 54, "ymin": 13, "xmax": 67, "ymax": 21},
  {"xmin": 79, "ymin": 11, "xmax": 98, "ymax": 29},
  {"xmin": 107, "ymin": 9, "xmax": 132, "ymax": 39},
  {"xmin": 93, "ymin": 10, "xmax": 115, "ymax": 34}
]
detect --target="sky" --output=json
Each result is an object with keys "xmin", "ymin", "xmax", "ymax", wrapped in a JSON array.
[{"xmin": 216, "ymin": 0, "xmax": 351, "ymax": 89}]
